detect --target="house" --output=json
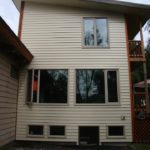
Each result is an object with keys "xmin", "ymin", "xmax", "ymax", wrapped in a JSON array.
[
  {"xmin": 0, "ymin": 17, "xmax": 33, "ymax": 147},
  {"xmin": 12, "ymin": 0, "xmax": 150, "ymax": 145}
]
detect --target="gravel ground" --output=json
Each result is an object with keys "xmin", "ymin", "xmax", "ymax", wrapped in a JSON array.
[{"xmin": 0, "ymin": 141, "xmax": 128, "ymax": 150}]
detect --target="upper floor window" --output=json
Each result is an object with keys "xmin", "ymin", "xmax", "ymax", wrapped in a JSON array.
[
  {"xmin": 76, "ymin": 69, "xmax": 118, "ymax": 104},
  {"xmin": 27, "ymin": 69, "xmax": 68, "ymax": 103},
  {"xmin": 83, "ymin": 18, "xmax": 108, "ymax": 47}
]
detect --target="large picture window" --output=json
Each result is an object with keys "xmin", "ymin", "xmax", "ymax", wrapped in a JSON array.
[
  {"xmin": 83, "ymin": 18, "xmax": 108, "ymax": 47},
  {"xmin": 76, "ymin": 69, "xmax": 118, "ymax": 103},
  {"xmin": 27, "ymin": 69, "xmax": 68, "ymax": 103}
]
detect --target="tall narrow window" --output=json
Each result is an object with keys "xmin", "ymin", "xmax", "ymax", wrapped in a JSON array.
[
  {"xmin": 27, "ymin": 70, "xmax": 32, "ymax": 103},
  {"xmin": 84, "ymin": 19, "xmax": 94, "ymax": 46},
  {"xmin": 83, "ymin": 18, "xmax": 108, "ymax": 47},
  {"xmin": 33, "ymin": 70, "xmax": 38, "ymax": 102},
  {"xmin": 107, "ymin": 71, "xmax": 118, "ymax": 102}
]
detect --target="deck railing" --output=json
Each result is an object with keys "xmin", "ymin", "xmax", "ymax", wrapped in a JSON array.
[{"xmin": 129, "ymin": 40, "xmax": 143, "ymax": 59}]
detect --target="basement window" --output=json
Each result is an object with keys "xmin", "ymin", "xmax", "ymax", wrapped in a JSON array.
[
  {"xmin": 26, "ymin": 69, "xmax": 68, "ymax": 103},
  {"xmin": 108, "ymin": 126, "xmax": 124, "ymax": 137},
  {"xmin": 49, "ymin": 126, "xmax": 65, "ymax": 136},
  {"xmin": 28, "ymin": 125, "xmax": 43, "ymax": 136}
]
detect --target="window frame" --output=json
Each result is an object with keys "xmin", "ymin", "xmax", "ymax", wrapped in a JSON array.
[
  {"xmin": 107, "ymin": 125, "xmax": 125, "ymax": 138},
  {"xmin": 27, "ymin": 125, "xmax": 44, "ymax": 138},
  {"xmin": 48, "ymin": 125, "xmax": 66, "ymax": 138},
  {"xmin": 26, "ymin": 69, "xmax": 69, "ymax": 105},
  {"xmin": 75, "ymin": 69, "xmax": 120, "ymax": 105},
  {"xmin": 82, "ymin": 17, "xmax": 109, "ymax": 48}
]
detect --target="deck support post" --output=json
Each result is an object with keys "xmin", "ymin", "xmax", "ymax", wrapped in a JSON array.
[{"xmin": 139, "ymin": 18, "xmax": 150, "ymax": 113}]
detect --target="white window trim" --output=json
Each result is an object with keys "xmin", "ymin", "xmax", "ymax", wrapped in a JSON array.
[
  {"xmin": 82, "ymin": 17, "xmax": 109, "ymax": 48},
  {"xmin": 27, "ymin": 125, "xmax": 44, "ymax": 138},
  {"xmin": 27, "ymin": 69, "xmax": 68, "ymax": 104},
  {"xmin": 106, "ymin": 125, "xmax": 125, "ymax": 139},
  {"xmin": 75, "ymin": 69, "xmax": 120, "ymax": 105},
  {"xmin": 48, "ymin": 125, "xmax": 66, "ymax": 138}
]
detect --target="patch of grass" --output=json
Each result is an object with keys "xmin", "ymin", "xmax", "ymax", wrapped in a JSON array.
[
  {"xmin": 127, "ymin": 144, "xmax": 150, "ymax": 150},
  {"xmin": 136, "ymin": 144, "xmax": 150, "ymax": 150}
]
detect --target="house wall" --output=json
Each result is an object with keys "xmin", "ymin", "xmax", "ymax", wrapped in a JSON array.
[
  {"xmin": 0, "ymin": 53, "xmax": 18, "ymax": 147},
  {"xmin": 16, "ymin": 2, "xmax": 132, "ymax": 144}
]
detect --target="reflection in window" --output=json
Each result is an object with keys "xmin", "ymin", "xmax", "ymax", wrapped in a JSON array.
[
  {"xmin": 96, "ymin": 19, "xmax": 108, "ymax": 47},
  {"xmin": 83, "ymin": 18, "xmax": 108, "ymax": 47},
  {"xmin": 107, "ymin": 71, "xmax": 118, "ymax": 102},
  {"xmin": 84, "ymin": 19, "xmax": 94, "ymax": 46},
  {"xmin": 39, "ymin": 70, "xmax": 68, "ymax": 103},
  {"xmin": 76, "ymin": 70, "xmax": 105, "ymax": 103}
]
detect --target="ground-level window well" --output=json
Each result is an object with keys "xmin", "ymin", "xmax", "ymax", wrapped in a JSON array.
[
  {"xmin": 28, "ymin": 125, "xmax": 43, "ymax": 136},
  {"xmin": 79, "ymin": 126, "xmax": 99, "ymax": 145}
]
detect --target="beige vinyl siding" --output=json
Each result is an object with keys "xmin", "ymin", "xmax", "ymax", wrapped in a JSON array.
[
  {"xmin": 16, "ymin": 2, "xmax": 132, "ymax": 144},
  {"xmin": 0, "ymin": 53, "xmax": 18, "ymax": 147}
]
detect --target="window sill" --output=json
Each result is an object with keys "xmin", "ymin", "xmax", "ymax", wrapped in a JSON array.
[
  {"xmin": 27, "ymin": 135, "xmax": 44, "ymax": 138},
  {"xmin": 107, "ymin": 135, "xmax": 125, "ymax": 139},
  {"xmin": 75, "ymin": 103, "xmax": 120, "ymax": 106},
  {"xmin": 82, "ymin": 46, "xmax": 110, "ymax": 49},
  {"xmin": 48, "ymin": 135, "xmax": 66, "ymax": 139},
  {"xmin": 26, "ymin": 102, "xmax": 69, "ymax": 107}
]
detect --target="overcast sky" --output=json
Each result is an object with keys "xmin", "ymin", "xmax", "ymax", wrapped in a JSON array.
[{"xmin": 0, "ymin": 0, "xmax": 149, "ymax": 46}]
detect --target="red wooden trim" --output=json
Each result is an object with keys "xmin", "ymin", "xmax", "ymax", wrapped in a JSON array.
[
  {"xmin": 124, "ymin": 16, "xmax": 135, "ymax": 143},
  {"xmin": 18, "ymin": 1, "xmax": 25, "ymax": 39}
]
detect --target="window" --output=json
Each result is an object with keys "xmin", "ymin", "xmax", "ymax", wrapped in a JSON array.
[
  {"xmin": 28, "ymin": 125, "xmax": 43, "ymax": 136},
  {"xmin": 10, "ymin": 64, "xmax": 19, "ymax": 79},
  {"xmin": 76, "ymin": 69, "xmax": 118, "ymax": 103},
  {"xmin": 108, "ymin": 126, "xmax": 124, "ymax": 137},
  {"xmin": 49, "ymin": 126, "xmax": 65, "ymax": 136},
  {"xmin": 83, "ymin": 18, "xmax": 108, "ymax": 47},
  {"xmin": 27, "ymin": 69, "xmax": 68, "ymax": 103}
]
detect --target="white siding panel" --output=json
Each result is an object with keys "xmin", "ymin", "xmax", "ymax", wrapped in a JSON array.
[
  {"xmin": 0, "ymin": 53, "xmax": 17, "ymax": 147},
  {"xmin": 16, "ymin": 2, "xmax": 132, "ymax": 144}
]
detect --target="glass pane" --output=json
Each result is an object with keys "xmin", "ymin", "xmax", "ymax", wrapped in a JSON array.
[
  {"xmin": 96, "ymin": 19, "xmax": 108, "ymax": 47},
  {"xmin": 107, "ymin": 71, "xmax": 118, "ymax": 102},
  {"xmin": 39, "ymin": 70, "xmax": 68, "ymax": 103},
  {"xmin": 27, "ymin": 70, "xmax": 32, "ymax": 102},
  {"xmin": 76, "ymin": 69, "xmax": 105, "ymax": 103},
  {"xmin": 84, "ymin": 19, "xmax": 94, "ymax": 46},
  {"xmin": 29, "ymin": 125, "xmax": 43, "ymax": 135},
  {"xmin": 50, "ymin": 126, "xmax": 65, "ymax": 136},
  {"xmin": 32, "ymin": 70, "xmax": 38, "ymax": 102},
  {"xmin": 108, "ymin": 126, "xmax": 124, "ymax": 136}
]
